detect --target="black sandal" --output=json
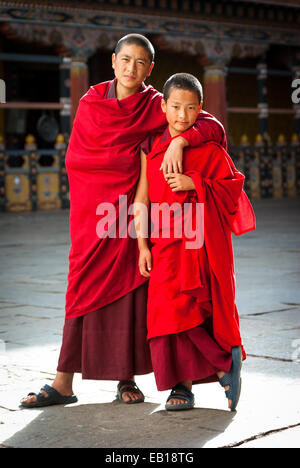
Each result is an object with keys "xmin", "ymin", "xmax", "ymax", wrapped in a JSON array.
[
  {"xmin": 20, "ymin": 384, "xmax": 78, "ymax": 408},
  {"xmin": 165, "ymin": 383, "xmax": 195, "ymax": 411},
  {"xmin": 116, "ymin": 380, "xmax": 145, "ymax": 404}
]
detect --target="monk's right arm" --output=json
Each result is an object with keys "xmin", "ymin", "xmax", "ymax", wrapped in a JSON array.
[{"xmin": 133, "ymin": 150, "xmax": 152, "ymax": 278}]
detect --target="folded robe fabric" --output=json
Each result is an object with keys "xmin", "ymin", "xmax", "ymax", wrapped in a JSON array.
[
  {"xmin": 146, "ymin": 134, "xmax": 256, "ymax": 357},
  {"xmin": 65, "ymin": 79, "xmax": 227, "ymax": 319}
]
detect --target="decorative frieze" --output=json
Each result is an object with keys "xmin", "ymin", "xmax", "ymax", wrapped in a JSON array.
[{"xmin": 0, "ymin": 2, "xmax": 300, "ymax": 58}]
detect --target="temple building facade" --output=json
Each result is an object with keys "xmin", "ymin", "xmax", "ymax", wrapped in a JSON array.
[{"xmin": 0, "ymin": 0, "xmax": 300, "ymax": 210}]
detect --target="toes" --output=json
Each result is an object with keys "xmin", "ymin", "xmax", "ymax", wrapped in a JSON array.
[
  {"xmin": 22, "ymin": 394, "xmax": 37, "ymax": 404},
  {"xmin": 167, "ymin": 398, "xmax": 187, "ymax": 406},
  {"xmin": 22, "ymin": 396, "xmax": 35, "ymax": 404},
  {"xmin": 121, "ymin": 392, "xmax": 131, "ymax": 403},
  {"xmin": 121, "ymin": 391, "xmax": 142, "ymax": 403},
  {"xmin": 22, "ymin": 389, "xmax": 49, "ymax": 404}
]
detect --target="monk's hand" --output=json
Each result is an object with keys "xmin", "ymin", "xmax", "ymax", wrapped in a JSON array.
[
  {"xmin": 165, "ymin": 173, "xmax": 196, "ymax": 192},
  {"xmin": 138, "ymin": 248, "xmax": 152, "ymax": 278},
  {"xmin": 160, "ymin": 136, "xmax": 188, "ymax": 176}
]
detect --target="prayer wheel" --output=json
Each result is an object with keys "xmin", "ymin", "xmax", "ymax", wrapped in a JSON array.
[
  {"xmin": 264, "ymin": 134, "xmax": 274, "ymax": 198},
  {"xmin": 238, "ymin": 134, "xmax": 251, "ymax": 197},
  {"xmin": 272, "ymin": 151, "xmax": 283, "ymax": 198},
  {"xmin": 37, "ymin": 143, "xmax": 61, "ymax": 210},
  {"xmin": 291, "ymin": 134, "xmax": 300, "ymax": 197},
  {"xmin": 55, "ymin": 134, "xmax": 69, "ymax": 209},
  {"xmin": 249, "ymin": 135, "xmax": 261, "ymax": 199},
  {"xmin": 272, "ymin": 134, "xmax": 284, "ymax": 199},
  {"xmin": 234, "ymin": 135, "xmax": 246, "ymax": 175},
  {"xmin": 286, "ymin": 150, "xmax": 297, "ymax": 198},
  {"xmin": 4, "ymin": 135, "xmax": 33, "ymax": 212}
]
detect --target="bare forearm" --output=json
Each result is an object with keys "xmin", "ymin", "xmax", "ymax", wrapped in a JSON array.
[
  {"xmin": 133, "ymin": 198, "xmax": 149, "ymax": 249},
  {"xmin": 134, "ymin": 150, "xmax": 150, "ymax": 246},
  {"xmin": 137, "ymin": 236, "xmax": 149, "ymax": 251}
]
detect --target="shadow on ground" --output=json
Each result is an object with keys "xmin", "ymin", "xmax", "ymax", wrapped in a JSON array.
[{"xmin": 3, "ymin": 401, "xmax": 235, "ymax": 448}]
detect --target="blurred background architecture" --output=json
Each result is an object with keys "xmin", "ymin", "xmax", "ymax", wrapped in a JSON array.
[{"xmin": 0, "ymin": 0, "xmax": 300, "ymax": 211}]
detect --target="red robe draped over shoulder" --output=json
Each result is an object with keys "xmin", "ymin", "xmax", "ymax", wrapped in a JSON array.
[
  {"xmin": 146, "ymin": 134, "xmax": 256, "ymax": 357},
  {"xmin": 65, "ymin": 79, "xmax": 227, "ymax": 319}
]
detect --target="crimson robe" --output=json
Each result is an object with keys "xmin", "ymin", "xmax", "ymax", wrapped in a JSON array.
[
  {"xmin": 65, "ymin": 79, "xmax": 227, "ymax": 319},
  {"xmin": 146, "ymin": 132, "xmax": 256, "ymax": 357}
]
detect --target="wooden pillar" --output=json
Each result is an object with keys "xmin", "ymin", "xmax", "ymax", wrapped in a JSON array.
[
  {"xmin": 257, "ymin": 60, "xmax": 268, "ymax": 138},
  {"xmin": 59, "ymin": 59, "xmax": 71, "ymax": 136},
  {"xmin": 0, "ymin": 36, "xmax": 5, "ymax": 137},
  {"xmin": 203, "ymin": 64, "xmax": 228, "ymax": 133},
  {"xmin": 70, "ymin": 58, "xmax": 89, "ymax": 128}
]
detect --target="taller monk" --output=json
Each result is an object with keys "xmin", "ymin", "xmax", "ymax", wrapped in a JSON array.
[{"xmin": 21, "ymin": 34, "xmax": 227, "ymax": 408}]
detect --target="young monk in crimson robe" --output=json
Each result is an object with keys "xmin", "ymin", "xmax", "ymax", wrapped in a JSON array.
[
  {"xmin": 134, "ymin": 73, "xmax": 256, "ymax": 411},
  {"xmin": 21, "ymin": 35, "xmax": 229, "ymax": 409}
]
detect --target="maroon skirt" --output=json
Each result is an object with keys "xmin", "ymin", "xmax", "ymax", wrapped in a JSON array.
[
  {"xmin": 57, "ymin": 282, "xmax": 153, "ymax": 380},
  {"xmin": 149, "ymin": 319, "xmax": 232, "ymax": 391},
  {"xmin": 57, "ymin": 282, "xmax": 232, "ymax": 389}
]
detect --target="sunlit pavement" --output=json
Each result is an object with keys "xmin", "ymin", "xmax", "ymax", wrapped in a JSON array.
[{"xmin": 0, "ymin": 198, "xmax": 299, "ymax": 448}]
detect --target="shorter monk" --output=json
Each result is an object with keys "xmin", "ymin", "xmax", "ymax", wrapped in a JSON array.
[{"xmin": 134, "ymin": 73, "xmax": 256, "ymax": 411}]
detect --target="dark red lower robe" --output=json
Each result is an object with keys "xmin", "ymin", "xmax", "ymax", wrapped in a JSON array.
[
  {"xmin": 146, "ymin": 134, "xmax": 256, "ymax": 390},
  {"xmin": 57, "ymin": 282, "xmax": 152, "ymax": 380}
]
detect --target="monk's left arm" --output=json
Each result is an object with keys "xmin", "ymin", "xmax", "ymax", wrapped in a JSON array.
[{"xmin": 183, "ymin": 118, "xmax": 227, "ymax": 150}]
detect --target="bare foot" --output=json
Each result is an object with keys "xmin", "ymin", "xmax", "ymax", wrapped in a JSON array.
[{"xmin": 118, "ymin": 380, "xmax": 144, "ymax": 403}]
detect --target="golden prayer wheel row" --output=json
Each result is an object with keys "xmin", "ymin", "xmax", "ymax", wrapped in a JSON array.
[
  {"xmin": 0, "ymin": 134, "xmax": 69, "ymax": 212},
  {"xmin": 0, "ymin": 132, "xmax": 299, "ymax": 212},
  {"xmin": 230, "ymin": 133, "xmax": 300, "ymax": 200}
]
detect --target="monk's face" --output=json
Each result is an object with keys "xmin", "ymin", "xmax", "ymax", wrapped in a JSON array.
[
  {"xmin": 161, "ymin": 88, "xmax": 202, "ymax": 137},
  {"xmin": 112, "ymin": 43, "xmax": 154, "ymax": 95}
]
